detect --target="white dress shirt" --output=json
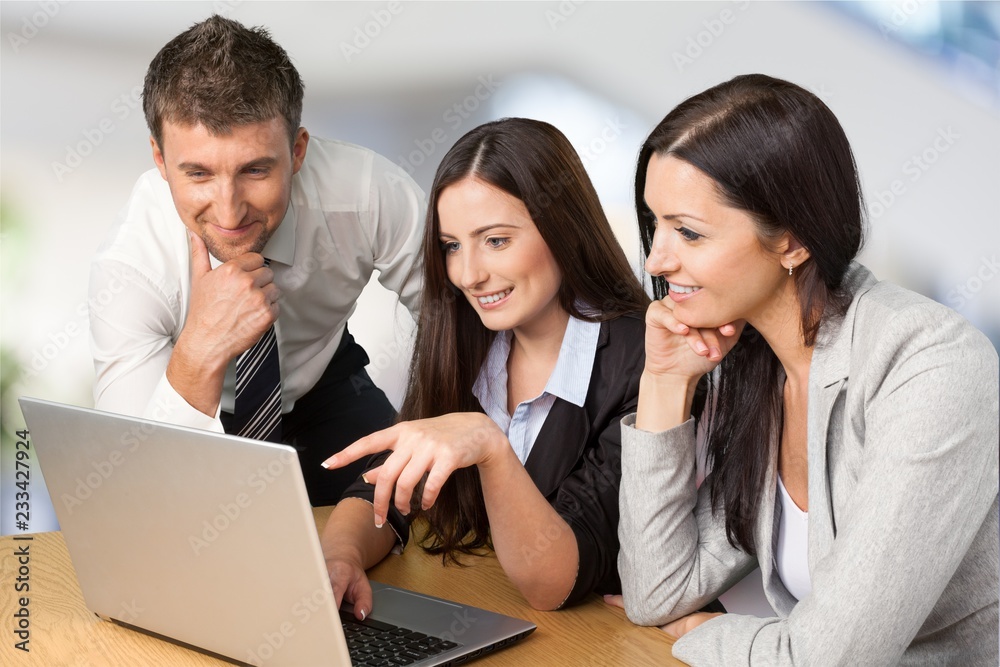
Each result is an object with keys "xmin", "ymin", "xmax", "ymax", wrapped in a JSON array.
[
  {"xmin": 90, "ymin": 137, "xmax": 425, "ymax": 433},
  {"xmin": 472, "ymin": 315, "xmax": 600, "ymax": 464}
]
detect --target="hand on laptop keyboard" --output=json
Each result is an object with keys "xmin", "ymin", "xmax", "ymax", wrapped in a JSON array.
[{"xmin": 340, "ymin": 610, "xmax": 460, "ymax": 666}]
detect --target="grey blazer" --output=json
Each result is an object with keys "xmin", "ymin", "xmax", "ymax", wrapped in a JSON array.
[{"xmin": 618, "ymin": 263, "xmax": 999, "ymax": 665}]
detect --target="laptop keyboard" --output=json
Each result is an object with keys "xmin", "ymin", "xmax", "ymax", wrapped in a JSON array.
[{"xmin": 340, "ymin": 610, "xmax": 461, "ymax": 666}]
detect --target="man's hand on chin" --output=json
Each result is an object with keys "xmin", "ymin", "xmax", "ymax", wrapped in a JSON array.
[{"xmin": 165, "ymin": 231, "xmax": 281, "ymax": 416}]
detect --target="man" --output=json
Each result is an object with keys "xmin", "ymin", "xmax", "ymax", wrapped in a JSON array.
[{"xmin": 89, "ymin": 15, "xmax": 424, "ymax": 505}]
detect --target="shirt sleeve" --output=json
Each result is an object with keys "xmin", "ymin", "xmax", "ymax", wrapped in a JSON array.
[
  {"xmin": 339, "ymin": 450, "xmax": 410, "ymax": 551},
  {"xmin": 621, "ymin": 304, "xmax": 1000, "ymax": 666},
  {"xmin": 365, "ymin": 153, "xmax": 426, "ymax": 320},
  {"xmin": 552, "ymin": 394, "xmax": 635, "ymax": 607},
  {"xmin": 89, "ymin": 258, "xmax": 224, "ymax": 432}
]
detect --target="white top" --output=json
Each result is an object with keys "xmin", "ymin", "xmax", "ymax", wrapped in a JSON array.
[
  {"xmin": 472, "ymin": 315, "xmax": 600, "ymax": 464},
  {"xmin": 775, "ymin": 474, "xmax": 812, "ymax": 601},
  {"xmin": 90, "ymin": 137, "xmax": 425, "ymax": 432}
]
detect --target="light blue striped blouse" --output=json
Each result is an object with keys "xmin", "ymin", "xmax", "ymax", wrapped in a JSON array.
[{"xmin": 472, "ymin": 315, "xmax": 600, "ymax": 464}]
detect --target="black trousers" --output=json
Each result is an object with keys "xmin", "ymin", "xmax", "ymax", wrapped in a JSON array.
[{"xmin": 221, "ymin": 327, "xmax": 396, "ymax": 506}]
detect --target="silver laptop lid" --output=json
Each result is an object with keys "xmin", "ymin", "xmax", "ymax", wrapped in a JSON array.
[{"xmin": 20, "ymin": 397, "xmax": 350, "ymax": 666}]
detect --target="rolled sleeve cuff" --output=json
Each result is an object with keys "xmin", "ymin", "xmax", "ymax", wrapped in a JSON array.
[
  {"xmin": 339, "ymin": 455, "xmax": 411, "ymax": 552},
  {"xmin": 621, "ymin": 414, "xmax": 697, "ymax": 470},
  {"xmin": 556, "ymin": 521, "xmax": 595, "ymax": 609},
  {"xmin": 672, "ymin": 613, "xmax": 777, "ymax": 666},
  {"xmin": 142, "ymin": 374, "xmax": 224, "ymax": 433}
]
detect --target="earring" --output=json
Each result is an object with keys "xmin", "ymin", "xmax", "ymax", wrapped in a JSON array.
[{"xmin": 788, "ymin": 263, "xmax": 794, "ymax": 276}]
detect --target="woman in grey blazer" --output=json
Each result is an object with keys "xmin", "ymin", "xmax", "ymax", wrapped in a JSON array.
[{"xmin": 612, "ymin": 74, "xmax": 998, "ymax": 665}]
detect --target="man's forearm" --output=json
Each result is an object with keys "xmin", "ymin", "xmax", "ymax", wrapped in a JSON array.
[{"xmin": 165, "ymin": 334, "xmax": 228, "ymax": 417}]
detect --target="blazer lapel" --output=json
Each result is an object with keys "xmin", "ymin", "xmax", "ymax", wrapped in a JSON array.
[
  {"xmin": 805, "ymin": 263, "xmax": 877, "ymax": 569},
  {"xmin": 807, "ymin": 377, "xmax": 846, "ymax": 568},
  {"xmin": 523, "ymin": 399, "xmax": 590, "ymax": 498},
  {"xmin": 522, "ymin": 320, "xmax": 609, "ymax": 498},
  {"xmin": 758, "ymin": 419, "xmax": 798, "ymax": 615}
]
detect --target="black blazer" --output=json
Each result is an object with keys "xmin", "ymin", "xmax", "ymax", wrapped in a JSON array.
[{"xmin": 342, "ymin": 313, "xmax": 646, "ymax": 607}]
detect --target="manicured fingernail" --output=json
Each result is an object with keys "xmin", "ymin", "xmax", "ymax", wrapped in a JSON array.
[
  {"xmin": 710, "ymin": 347, "xmax": 721, "ymax": 359},
  {"xmin": 695, "ymin": 341, "xmax": 708, "ymax": 354},
  {"xmin": 361, "ymin": 473, "xmax": 370, "ymax": 485},
  {"xmin": 374, "ymin": 517, "xmax": 384, "ymax": 529},
  {"xmin": 320, "ymin": 461, "xmax": 330, "ymax": 469},
  {"xmin": 360, "ymin": 609, "xmax": 367, "ymax": 621}
]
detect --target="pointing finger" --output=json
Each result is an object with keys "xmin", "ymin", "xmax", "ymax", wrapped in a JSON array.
[{"xmin": 321, "ymin": 428, "xmax": 398, "ymax": 470}]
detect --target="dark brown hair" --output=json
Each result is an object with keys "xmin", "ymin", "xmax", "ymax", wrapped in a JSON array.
[
  {"xmin": 635, "ymin": 74, "xmax": 865, "ymax": 554},
  {"xmin": 407, "ymin": 117, "xmax": 649, "ymax": 561},
  {"xmin": 142, "ymin": 15, "xmax": 304, "ymax": 148}
]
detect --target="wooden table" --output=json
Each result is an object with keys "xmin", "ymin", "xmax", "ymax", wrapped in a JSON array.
[{"xmin": 0, "ymin": 507, "xmax": 684, "ymax": 666}]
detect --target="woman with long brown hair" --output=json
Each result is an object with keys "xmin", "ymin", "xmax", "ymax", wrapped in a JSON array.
[
  {"xmin": 611, "ymin": 74, "xmax": 998, "ymax": 665},
  {"xmin": 320, "ymin": 117, "xmax": 649, "ymax": 617}
]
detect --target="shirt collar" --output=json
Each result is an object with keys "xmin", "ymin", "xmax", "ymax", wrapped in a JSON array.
[
  {"xmin": 471, "ymin": 314, "xmax": 600, "ymax": 411},
  {"xmin": 261, "ymin": 199, "xmax": 297, "ymax": 266},
  {"xmin": 472, "ymin": 330, "xmax": 512, "ymax": 419},
  {"xmin": 543, "ymin": 315, "xmax": 600, "ymax": 407}
]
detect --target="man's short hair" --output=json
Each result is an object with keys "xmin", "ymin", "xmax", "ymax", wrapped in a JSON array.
[{"xmin": 142, "ymin": 15, "xmax": 304, "ymax": 149}]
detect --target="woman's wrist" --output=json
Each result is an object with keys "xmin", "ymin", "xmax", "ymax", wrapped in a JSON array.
[
  {"xmin": 477, "ymin": 424, "xmax": 517, "ymax": 474},
  {"xmin": 458, "ymin": 412, "xmax": 503, "ymax": 469},
  {"xmin": 635, "ymin": 370, "xmax": 700, "ymax": 433},
  {"xmin": 321, "ymin": 498, "xmax": 391, "ymax": 569},
  {"xmin": 322, "ymin": 532, "xmax": 367, "ymax": 573}
]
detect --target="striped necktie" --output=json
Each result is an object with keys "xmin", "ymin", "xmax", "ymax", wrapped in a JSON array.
[{"xmin": 230, "ymin": 262, "xmax": 282, "ymax": 443}]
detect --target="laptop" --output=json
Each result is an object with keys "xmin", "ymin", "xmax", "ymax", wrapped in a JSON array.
[{"xmin": 19, "ymin": 397, "xmax": 535, "ymax": 666}]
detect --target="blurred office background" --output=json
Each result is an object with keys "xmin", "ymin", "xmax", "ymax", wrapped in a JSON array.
[{"xmin": 2, "ymin": 1, "xmax": 998, "ymax": 613}]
